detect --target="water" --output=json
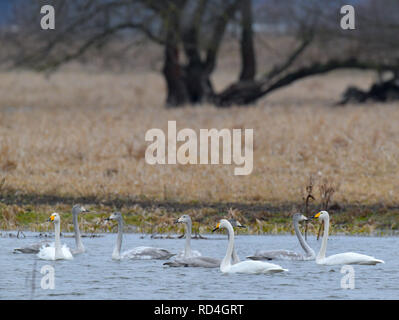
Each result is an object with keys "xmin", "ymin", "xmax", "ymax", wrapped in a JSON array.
[{"xmin": 0, "ymin": 232, "xmax": 397, "ymax": 299}]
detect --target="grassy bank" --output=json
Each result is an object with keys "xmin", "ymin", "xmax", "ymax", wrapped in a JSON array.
[
  {"xmin": 1, "ymin": 198, "xmax": 399, "ymax": 236},
  {"xmin": 1, "ymin": 70, "xmax": 399, "ymax": 236}
]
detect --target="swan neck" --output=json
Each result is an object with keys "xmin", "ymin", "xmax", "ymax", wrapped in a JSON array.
[
  {"xmin": 228, "ymin": 229, "xmax": 240, "ymax": 264},
  {"xmin": 184, "ymin": 220, "xmax": 192, "ymax": 258},
  {"xmin": 54, "ymin": 221, "xmax": 62, "ymax": 258},
  {"xmin": 294, "ymin": 219, "xmax": 314, "ymax": 257},
  {"xmin": 232, "ymin": 246, "xmax": 240, "ymax": 264},
  {"xmin": 317, "ymin": 217, "xmax": 330, "ymax": 260},
  {"xmin": 113, "ymin": 218, "xmax": 123, "ymax": 259},
  {"xmin": 73, "ymin": 212, "xmax": 84, "ymax": 251},
  {"xmin": 221, "ymin": 224, "xmax": 234, "ymax": 270}
]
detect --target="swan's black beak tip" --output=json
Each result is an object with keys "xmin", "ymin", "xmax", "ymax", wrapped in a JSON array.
[{"xmin": 212, "ymin": 227, "xmax": 218, "ymax": 233}]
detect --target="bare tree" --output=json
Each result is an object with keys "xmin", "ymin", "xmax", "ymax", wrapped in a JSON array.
[{"xmin": 3, "ymin": 0, "xmax": 399, "ymax": 107}]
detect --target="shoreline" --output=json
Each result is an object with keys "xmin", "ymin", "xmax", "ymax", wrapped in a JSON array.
[{"xmin": 1, "ymin": 196, "xmax": 399, "ymax": 236}]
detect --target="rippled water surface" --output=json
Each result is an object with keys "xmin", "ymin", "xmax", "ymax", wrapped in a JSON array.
[{"xmin": 0, "ymin": 232, "xmax": 397, "ymax": 299}]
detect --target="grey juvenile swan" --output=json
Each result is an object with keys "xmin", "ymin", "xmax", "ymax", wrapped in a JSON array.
[
  {"xmin": 247, "ymin": 213, "xmax": 316, "ymax": 261},
  {"xmin": 163, "ymin": 216, "xmax": 245, "ymax": 268},
  {"xmin": 71, "ymin": 204, "xmax": 89, "ymax": 255},
  {"xmin": 106, "ymin": 212, "xmax": 175, "ymax": 260},
  {"xmin": 174, "ymin": 215, "xmax": 202, "ymax": 258},
  {"xmin": 13, "ymin": 204, "xmax": 88, "ymax": 254}
]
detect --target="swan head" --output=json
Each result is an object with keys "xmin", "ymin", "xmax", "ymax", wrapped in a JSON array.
[
  {"xmin": 176, "ymin": 214, "xmax": 191, "ymax": 224},
  {"xmin": 72, "ymin": 204, "xmax": 89, "ymax": 215},
  {"xmin": 212, "ymin": 219, "xmax": 231, "ymax": 232},
  {"xmin": 106, "ymin": 212, "xmax": 122, "ymax": 221},
  {"xmin": 48, "ymin": 212, "xmax": 60, "ymax": 223},
  {"xmin": 292, "ymin": 213, "xmax": 308, "ymax": 222},
  {"xmin": 228, "ymin": 219, "xmax": 246, "ymax": 228},
  {"xmin": 312, "ymin": 210, "xmax": 329, "ymax": 221}
]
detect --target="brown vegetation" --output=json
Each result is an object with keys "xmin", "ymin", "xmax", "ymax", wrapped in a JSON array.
[{"xmin": 1, "ymin": 69, "xmax": 399, "ymax": 233}]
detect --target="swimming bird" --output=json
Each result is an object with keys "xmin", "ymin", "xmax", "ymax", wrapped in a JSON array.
[
  {"xmin": 247, "ymin": 213, "xmax": 315, "ymax": 261},
  {"xmin": 175, "ymin": 215, "xmax": 202, "ymax": 258},
  {"xmin": 106, "ymin": 212, "xmax": 175, "ymax": 260},
  {"xmin": 312, "ymin": 211, "xmax": 384, "ymax": 265},
  {"xmin": 13, "ymin": 240, "xmax": 51, "ymax": 254},
  {"xmin": 213, "ymin": 219, "xmax": 287, "ymax": 274},
  {"xmin": 163, "ymin": 216, "xmax": 246, "ymax": 268},
  {"xmin": 163, "ymin": 214, "xmax": 220, "ymax": 268},
  {"xmin": 13, "ymin": 204, "xmax": 88, "ymax": 254},
  {"xmin": 37, "ymin": 213, "xmax": 73, "ymax": 260},
  {"xmin": 71, "ymin": 204, "xmax": 89, "ymax": 255}
]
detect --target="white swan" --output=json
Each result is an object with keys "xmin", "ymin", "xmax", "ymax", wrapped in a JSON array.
[
  {"xmin": 214, "ymin": 219, "xmax": 288, "ymax": 274},
  {"xmin": 13, "ymin": 204, "xmax": 88, "ymax": 254},
  {"xmin": 106, "ymin": 212, "xmax": 175, "ymax": 260},
  {"xmin": 312, "ymin": 211, "xmax": 384, "ymax": 265},
  {"xmin": 247, "ymin": 213, "xmax": 315, "ymax": 261},
  {"xmin": 71, "ymin": 204, "xmax": 89, "ymax": 255},
  {"xmin": 37, "ymin": 213, "xmax": 73, "ymax": 260}
]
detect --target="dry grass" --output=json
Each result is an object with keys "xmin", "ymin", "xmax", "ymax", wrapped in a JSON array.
[{"xmin": 0, "ymin": 69, "xmax": 399, "ymax": 210}]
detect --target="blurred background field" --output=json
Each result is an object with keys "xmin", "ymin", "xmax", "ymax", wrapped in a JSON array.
[{"xmin": 1, "ymin": 0, "xmax": 399, "ymax": 234}]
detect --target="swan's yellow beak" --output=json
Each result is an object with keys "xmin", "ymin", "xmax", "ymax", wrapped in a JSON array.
[
  {"xmin": 212, "ymin": 222, "xmax": 220, "ymax": 232},
  {"xmin": 48, "ymin": 214, "xmax": 55, "ymax": 222},
  {"xmin": 312, "ymin": 212, "xmax": 321, "ymax": 219}
]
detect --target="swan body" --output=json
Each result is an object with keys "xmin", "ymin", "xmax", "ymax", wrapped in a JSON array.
[
  {"xmin": 107, "ymin": 212, "xmax": 174, "ymax": 260},
  {"xmin": 312, "ymin": 211, "xmax": 384, "ymax": 266},
  {"xmin": 316, "ymin": 252, "xmax": 384, "ymax": 266},
  {"xmin": 37, "ymin": 213, "xmax": 73, "ymax": 261},
  {"xmin": 164, "ymin": 256, "xmax": 221, "ymax": 268},
  {"xmin": 214, "ymin": 219, "xmax": 287, "ymax": 274},
  {"xmin": 121, "ymin": 246, "xmax": 175, "ymax": 260},
  {"xmin": 248, "ymin": 249, "xmax": 310, "ymax": 261},
  {"xmin": 247, "ymin": 213, "xmax": 315, "ymax": 261},
  {"xmin": 14, "ymin": 240, "xmax": 50, "ymax": 254},
  {"xmin": 37, "ymin": 243, "xmax": 73, "ymax": 261}
]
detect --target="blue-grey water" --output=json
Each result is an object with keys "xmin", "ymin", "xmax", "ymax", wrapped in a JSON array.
[{"xmin": 0, "ymin": 232, "xmax": 396, "ymax": 299}]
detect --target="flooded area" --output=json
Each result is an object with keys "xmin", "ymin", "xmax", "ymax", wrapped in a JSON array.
[{"xmin": 0, "ymin": 232, "xmax": 396, "ymax": 299}]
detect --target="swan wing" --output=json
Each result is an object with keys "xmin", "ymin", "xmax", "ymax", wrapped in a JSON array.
[
  {"xmin": 175, "ymin": 249, "xmax": 202, "ymax": 259},
  {"xmin": 122, "ymin": 246, "xmax": 175, "ymax": 260},
  {"xmin": 247, "ymin": 249, "xmax": 305, "ymax": 261},
  {"xmin": 319, "ymin": 252, "xmax": 384, "ymax": 265},
  {"xmin": 37, "ymin": 243, "xmax": 73, "ymax": 260},
  {"xmin": 224, "ymin": 260, "xmax": 288, "ymax": 274},
  {"xmin": 14, "ymin": 240, "xmax": 51, "ymax": 254},
  {"xmin": 164, "ymin": 256, "xmax": 220, "ymax": 268}
]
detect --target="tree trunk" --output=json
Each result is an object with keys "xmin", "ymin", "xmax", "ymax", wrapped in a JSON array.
[
  {"xmin": 162, "ymin": 43, "xmax": 190, "ymax": 107},
  {"xmin": 239, "ymin": 0, "xmax": 256, "ymax": 81}
]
